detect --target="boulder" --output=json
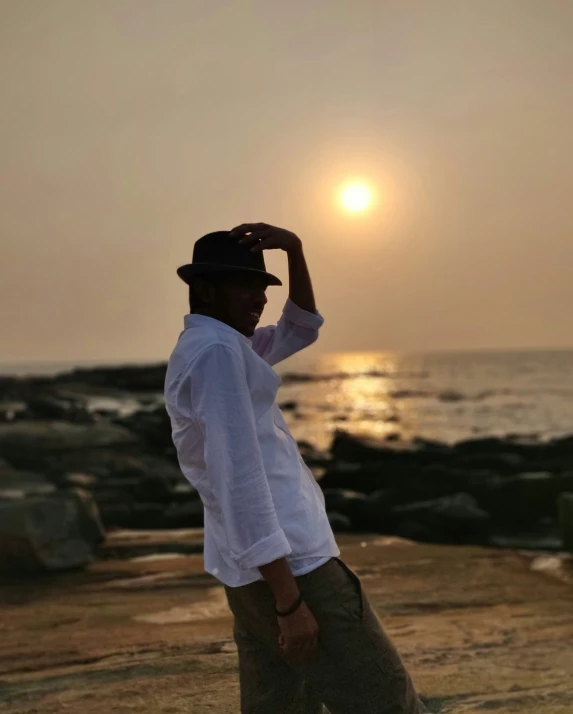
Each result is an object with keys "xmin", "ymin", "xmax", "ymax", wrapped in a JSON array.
[
  {"xmin": 477, "ymin": 472, "xmax": 573, "ymax": 527},
  {"xmin": 327, "ymin": 512, "xmax": 352, "ymax": 532},
  {"xmin": 331, "ymin": 431, "xmax": 415, "ymax": 463},
  {"xmin": 52, "ymin": 363, "xmax": 167, "ymax": 391},
  {"xmin": 0, "ymin": 491, "xmax": 104, "ymax": 571},
  {"xmin": 557, "ymin": 493, "xmax": 573, "ymax": 551},
  {"xmin": 322, "ymin": 489, "xmax": 370, "ymax": 527},
  {"xmin": 319, "ymin": 462, "xmax": 402, "ymax": 494},
  {"xmin": 60, "ymin": 472, "xmax": 99, "ymax": 489},
  {"xmin": 0, "ymin": 466, "xmax": 56, "ymax": 500},
  {"xmin": 20, "ymin": 395, "xmax": 93, "ymax": 423},
  {"xmin": 0, "ymin": 421, "xmax": 139, "ymax": 470},
  {"xmin": 114, "ymin": 407, "xmax": 174, "ymax": 455},
  {"xmin": 159, "ymin": 500, "xmax": 205, "ymax": 529},
  {"xmin": 297, "ymin": 441, "xmax": 330, "ymax": 467},
  {"xmin": 391, "ymin": 493, "xmax": 490, "ymax": 545}
]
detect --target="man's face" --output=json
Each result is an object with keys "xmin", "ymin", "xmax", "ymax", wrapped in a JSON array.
[{"xmin": 210, "ymin": 273, "xmax": 269, "ymax": 337}]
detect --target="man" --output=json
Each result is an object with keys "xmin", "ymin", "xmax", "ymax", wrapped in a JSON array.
[{"xmin": 165, "ymin": 224, "xmax": 428, "ymax": 713}]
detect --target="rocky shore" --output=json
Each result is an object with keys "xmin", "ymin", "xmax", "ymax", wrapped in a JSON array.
[
  {"xmin": 1, "ymin": 364, "xmax": 572, "ymax": 570},
  {"xmin": 1, "ymin": 365, "xmax": 573, "ymax": 713},
  {"xmin": 1, "ymin": 531, "xmax": 573, "ymax": 713}
]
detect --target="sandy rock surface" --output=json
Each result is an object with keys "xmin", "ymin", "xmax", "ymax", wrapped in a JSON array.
[{"xmin": 1, "ymin": 532, "xmax": 572, "ymax": 713}]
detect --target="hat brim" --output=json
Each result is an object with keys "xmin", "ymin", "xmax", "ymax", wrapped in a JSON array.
[{"xmin": 177, "ymin": 263, "xmax": 282, "ymax": 287}]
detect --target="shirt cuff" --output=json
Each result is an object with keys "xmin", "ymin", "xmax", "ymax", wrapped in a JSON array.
[
  {"xmin": 231, "ymin": 529, "xmax": 292, "ymax": 570},
  {"xmin": 282, "ymin": 298, "xmax": 325, "ymax": 330}
]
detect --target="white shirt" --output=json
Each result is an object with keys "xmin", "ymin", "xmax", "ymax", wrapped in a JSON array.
[{"xmin": 164, "ymin": 298, "xmax": 339, "ymax": 587}]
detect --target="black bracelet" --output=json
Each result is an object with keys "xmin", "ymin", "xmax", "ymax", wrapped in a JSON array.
[{"xmin": 275, "ymin": 593, "xmax": 304, "ymax": 617}]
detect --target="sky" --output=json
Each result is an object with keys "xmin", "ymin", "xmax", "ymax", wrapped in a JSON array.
[{"xmin": 1, "ymin": 0, "xmax": 572, "ymax": 363}]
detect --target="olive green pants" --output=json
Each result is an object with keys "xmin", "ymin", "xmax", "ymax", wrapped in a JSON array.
[{"xmin": 224, "ymin": 558, "xmax": 429, "ymax": 714}]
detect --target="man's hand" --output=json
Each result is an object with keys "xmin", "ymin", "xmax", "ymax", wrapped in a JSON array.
[
  {"xmin": 230, "ymin": 223, "xmax": 302, "ymax": 254},
  {"xmin": 278, "ymin": 601, "xmax": 320, "ymax": 664}
]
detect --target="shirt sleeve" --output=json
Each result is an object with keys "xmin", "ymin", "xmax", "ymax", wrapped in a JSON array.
[
  {"xmin": 190, "ymin": 343, "xmax": 292, "ymax": 570},
  {"xmin": 250, "ymin": 298, "xmax": 324, "ymax": 366}
]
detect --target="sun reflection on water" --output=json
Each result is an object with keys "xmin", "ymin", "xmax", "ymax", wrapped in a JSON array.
[{"xmin": 279, "ymin": 352, "xmax": 418, "ymax": 447}]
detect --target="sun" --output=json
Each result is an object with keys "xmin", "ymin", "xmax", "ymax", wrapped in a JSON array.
[{"xmin": 340, "ymin": 182, "xmax": 372, "ymax": 213}]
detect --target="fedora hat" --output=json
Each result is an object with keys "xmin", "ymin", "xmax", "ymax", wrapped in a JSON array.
[{"xmin": 177, "ymin": 231, "xmax": 282, "ymax": 287}]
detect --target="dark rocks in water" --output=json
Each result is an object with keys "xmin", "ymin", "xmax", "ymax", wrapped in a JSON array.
[
  {"xmin": 19, "ymin": 395, "xmax": 94, "ymax": 424},
  {"xmin": 297, "ymin": 441, "xmax": 330, "ymax": 467},
  {"xmin": 98, "ymin": 503, "xmax": 132, "ymax": 528},
  {"xmin": 330, "ymin": 431, "xmax": 451, "ymax": 466},
  {"xmin": 327, "ymin": 512, "xmax": 351, "ymax": 532},
  {"xmin": 0, "ymin": 491, "xmax": 104, "ymax": 571},
  {"xmin": 0, "ymin": 421, "xmax": 140, "ymax": 470},
  {"xmin": 159, "ymin": 500, "xmax": 205, "ymax": 529},
  {"xmin": 60, "ymin": 472, "xmax": 99, "ymax": 489},
  {"xmin": 324, "ymin": 488, "xmax": 406, "ymax": 534},
  {"xmin": 320, "ymin": 461, "xmax": 461, "ymax": 498},
  {"xmin": 547, "ymin": 435, "xmax": 573, "ymax": 455},
  {"xmin": 52, "ymin": 363, "xmax": 167, "ymax": 392},
  {"xmin": 452, "ymin": 451, "xmax": 525, "ymax": 475},
  {"xmin": 558, "ymin": 493, "xmax": 573, "ymax": 551},
  {"xmin": 323, "ymin": 489, "xmax": 370, "ymax": 526},
  {"xmin": 391, "ymin": 493, "xmax": 490, "ymax": 545},
  {"xmin": 114, "ymin": 406, "xmax": 174, "ymax": 456},
  {"xmin": 0, "ymin": 465, "xmax": 57, "ymax": 500},
  {"xmin": 477, "ymin": 472, "xmax": 573, "ymax": 528}
]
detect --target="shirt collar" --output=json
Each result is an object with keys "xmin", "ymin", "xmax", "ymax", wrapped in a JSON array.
[{"xmin": 183, "ymin": 313, "xmax": 251, "ymax": 344}]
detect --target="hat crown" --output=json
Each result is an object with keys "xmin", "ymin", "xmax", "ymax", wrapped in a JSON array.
[{"xmin": 192, "ymin": 231, "xmax": 268, "ymax": 272}]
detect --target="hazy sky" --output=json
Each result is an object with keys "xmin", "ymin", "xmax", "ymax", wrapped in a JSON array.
[{"xmin": 1, "ymin": 0, "xmax": 572, "ymax": 363}]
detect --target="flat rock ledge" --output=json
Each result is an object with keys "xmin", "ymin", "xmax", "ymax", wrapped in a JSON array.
[{"xmin": 1, "ymin": 532, "xmax": 572, "ymax": 714}]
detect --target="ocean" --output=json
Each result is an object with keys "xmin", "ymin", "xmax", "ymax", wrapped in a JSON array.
[
  {"xmin": 2, "ymin": 349, "xmax": 573, "ymax": 451},
  {"xmin": 276, "ymin": 349, "xmax": 573, "ymax": 450}
]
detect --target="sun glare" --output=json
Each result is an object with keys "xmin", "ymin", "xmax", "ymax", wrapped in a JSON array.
[{"xmin": 340, "ymin": 183, "xmax": 372, "ymax": 213}]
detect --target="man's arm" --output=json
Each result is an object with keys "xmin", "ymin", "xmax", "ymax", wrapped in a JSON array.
[
  {"xmin": 284, "ymin": 238, "xmax": 316, "ymax": 314},
  {"xmin": 230, "ymin": 224, "xmax": 323, "ymax": 366}
]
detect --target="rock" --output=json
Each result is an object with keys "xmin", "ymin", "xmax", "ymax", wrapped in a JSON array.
[
  {"xmin": 362, "ymin": 489, "xmax": 404, "ymax": 532},
  {"xmin": 297, "ymin": 441, "xmax": 330, "ymax": 467},
  {"xmin": 159, "ymin": 500, "xmax": 205, "ymax": 529},
  {"xmin": 477, "ymin": 472, "xmax": 573, "ymax": 527},
  {"xmin": 327, "ymin": 511, "xmax": 351, "ymax": 532},
  {"xmin": 0, "ymin": 461, "xmax": 57, "ymax": 499},
  {"xmin": 114, "ymin": 407, "xmax": 174, "ymax": 456},
  {"xmin": 320, "ymin": 459, "xmax": 461, "ymax": 497},
  {"xmin": 391, "ymin": 493, "xmax": 490, "ymax": 545},
  {"xmin": 0, "ymin": 402, "xmax": 25, "ymax": 422},
  {"xmin": 452, "ymin": 451, "xmax": 525, "ymax": 474},
  {"xmin": 557, "ymin": 493, "xmax": 573, "ymax": 551},
  {"xmin": 52, "ymin": 363, "xmax": 167, "ymax": 391},
  {"xmin": 98, "ymin": 503, "xmax": 132, "ymax": 528},
  {"xmin": 21, "ymin": 395, "xmax": 93, "ymax": 423},
  {"xmin": 322, "ymin": 489, "xmax": 370, "ymax": 527},
  {"xmin": 61, "ymin": 472, "xmax": 99, "ymax": 489},
  {"xmin": 453, "ymin": 437, "xmax": 521, "ymax": 455},
  {"xmin": 331, "ymin": 431, "xmax": 418, "ymax": 463},
  {"xmin": 70, "ymin": 488, "xmax": 106, "ymax": 546},
  {"xmin": 0, "ymin": 491, "xmax": 104, "ymax": 571},
  {"xmin": 548, "ymin": 435, "xmax": 573, "ymax": 456},
  {"xmin": 0, "ymin": 421, "xmax": 139, "ymax": 470}
]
